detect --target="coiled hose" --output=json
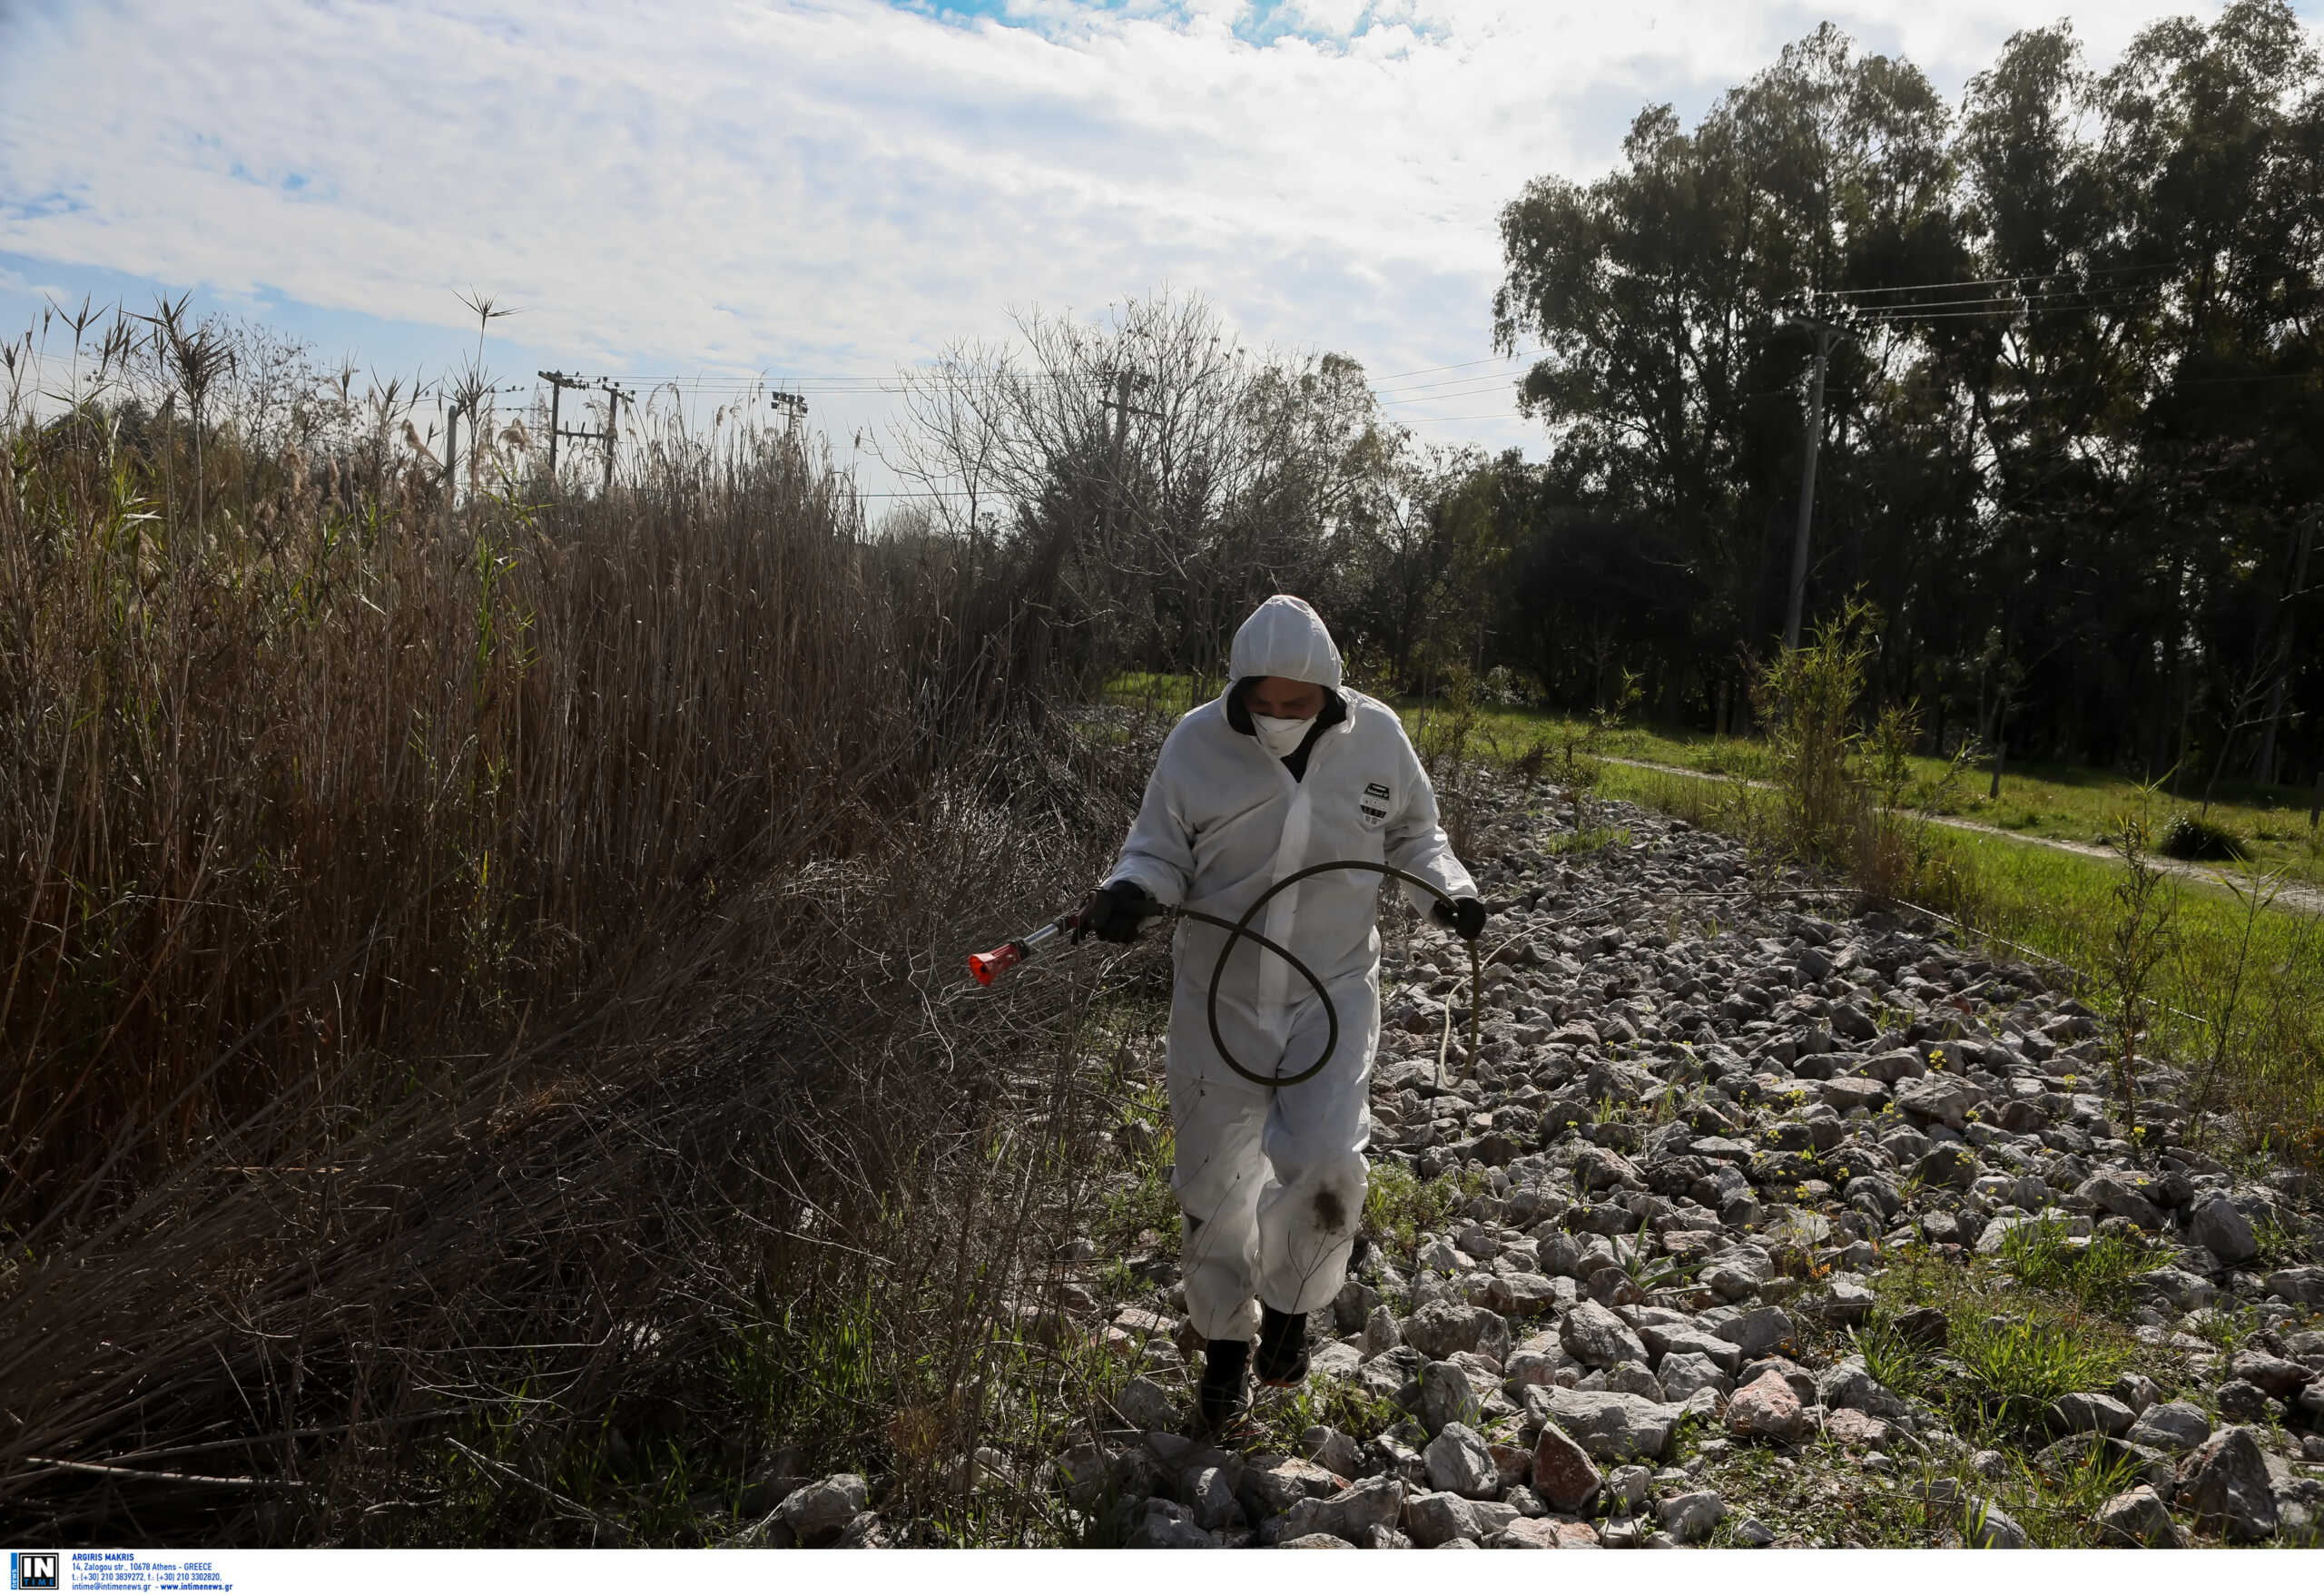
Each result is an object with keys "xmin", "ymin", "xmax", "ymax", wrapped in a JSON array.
[{"xmin": 1169, "ymin": 861, "xmax": 1482, "ymax": 1090}]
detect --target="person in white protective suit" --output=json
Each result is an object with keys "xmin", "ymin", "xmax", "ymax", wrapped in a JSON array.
[{"xmin": 1071, "ymin": 595, "xmax": 1482, "ymax": 1429}]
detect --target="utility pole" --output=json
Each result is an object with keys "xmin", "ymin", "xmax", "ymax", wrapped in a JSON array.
[
  {"xmin": 443, "ymin": 394, "xmax": 464, "ymax": 537},
  {"xmin": 601, "ymin": 382, "xmax": 628, "ymax": 497},
  {"xmin": 540, "ymin": 370, "xmax": 599, "ymax": 485},
  {"xmin": 539, "ymin": 371, "xmax": 625, "ymax": 497},
  {"xmin": 540, "ymin": 370, "xmax": 568, "ymax": 478},
  {"xmin": 1784, "ymin": 318, "xmax": 1846, "ymax": 652}
]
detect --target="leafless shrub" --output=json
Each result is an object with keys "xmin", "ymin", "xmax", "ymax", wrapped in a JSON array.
[{"xmin": 879, "ymin": 290, "xmax": 1393, "ymax": 684}]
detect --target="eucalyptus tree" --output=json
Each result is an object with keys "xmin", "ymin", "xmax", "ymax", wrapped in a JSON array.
[
  {"xmin": 1487, "ymin": 4, "xmax": 2321, "ymax": 782},
  {"xmin": 1492, "ymin": 26, "xmax": 1965, "ymax": 713}
]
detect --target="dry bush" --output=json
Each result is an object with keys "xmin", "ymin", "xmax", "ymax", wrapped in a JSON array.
[
  {"xmin": 0, "ymin": 731, "xmax": 1154, "ymax": 1544},
  {"xmin": 0, "ymin": 307, "xmax": 1160, "ymax": 1542},
  {"xmin": 1751, "ymin": 602, "xmax": 1971, "ymax": 911},
  {"xmin": 1752, "ymin": 609, "xmax": 1876, "ymax": 870}
]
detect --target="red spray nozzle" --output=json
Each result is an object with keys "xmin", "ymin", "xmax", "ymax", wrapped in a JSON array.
[
  {"xmin": 968, "ymin": 919, "xmax": 1066, "ymax": 985},
  {"xmin": 968, "ymin": 941, "xmax": 1024, "ymax": 985}
]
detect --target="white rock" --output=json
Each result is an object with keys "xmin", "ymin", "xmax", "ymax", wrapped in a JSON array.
[{"xmin": 1423, "ymin": 1422, "xmax": 1499, "ymax": 1499}]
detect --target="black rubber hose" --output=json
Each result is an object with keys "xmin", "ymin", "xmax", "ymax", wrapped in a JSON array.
[{"xmin": 1171, "ymin": 861, "xmax": 1472, "ymax": 1088}]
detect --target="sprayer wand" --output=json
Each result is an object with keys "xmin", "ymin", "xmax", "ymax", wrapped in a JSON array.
[{"xmin": 967, "ymin": 861, "xmax": 1484, "ymax": 1090}]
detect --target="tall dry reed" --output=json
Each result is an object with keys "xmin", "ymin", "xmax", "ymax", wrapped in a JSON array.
[
  {"xmin": 1, "ymin": 309, "xmax": 1147, "ymax": 1543},
  {"xmin": 1, "ymin": 310, "xmax": 1040, "ymax": 1226}
]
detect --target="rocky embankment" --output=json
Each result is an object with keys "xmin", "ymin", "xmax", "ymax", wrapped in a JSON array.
[{"xmin": 763, "ymin": 779, "xmax": 2324, "ymax": 1549}]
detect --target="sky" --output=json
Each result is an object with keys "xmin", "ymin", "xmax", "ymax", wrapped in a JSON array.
[{"xmin": 3, "ymin": 0, "xmax": 2316, "ymax": 491}]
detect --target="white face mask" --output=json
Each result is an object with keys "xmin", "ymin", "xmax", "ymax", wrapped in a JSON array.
[{"xmin": 1251, "ymin": 712, "xmax": 1314, "ymax": 759}]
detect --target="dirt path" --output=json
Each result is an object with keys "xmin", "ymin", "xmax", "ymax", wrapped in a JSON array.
[{"xmin": 1599, "ymin": 754, "xmax": 2324, "ymax": 919}]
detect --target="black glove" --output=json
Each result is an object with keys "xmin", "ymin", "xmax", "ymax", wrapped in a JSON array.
[
  {"xmin": 1431, "ymin": 896, "xmax": 1487, "ymax": 942},
  {"xmin": 1072, "ymin": 880, "xmax": 1157, "ymax": 945}
]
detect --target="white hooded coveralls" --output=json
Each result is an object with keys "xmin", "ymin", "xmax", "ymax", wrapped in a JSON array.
[{"xmin": 1105, "ymin": 596, "xmax": 1476, "ymax": 1342}]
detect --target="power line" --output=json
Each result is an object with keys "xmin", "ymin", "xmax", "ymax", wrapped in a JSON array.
[
  {"xmin": 1819, "ymin": 261, "xmax": 2181, "ymax": 299},
  {"xmin": 1372, "ymin": 372, "xmax": 1526, "ymax": 399},
  {"xmin": 537, "ymin": 367, "xmax": 1544, "ymax": 415},
  {"xmin": 1376, "ymin": 381, "xmax": 1528, "ymax": 406},
  {"xmin": 536, "ymin": 348, "xmax": 1544, "ymax": 397},
  {"xmin": 1840, "ymin": 284, "xmax": 2164, "ymax": 314},
  {"xmin": 1849, "ymin": 295, "xmax": 2167, "ymax": 324},
  {"xmin": 1371, "ymin": 351, "xmax": 1534, "ymax": 380}
]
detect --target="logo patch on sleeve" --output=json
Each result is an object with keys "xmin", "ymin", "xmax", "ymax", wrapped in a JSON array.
[{"xmin": 1359, "ymin": 780, "xmax": 1392, "ymax": 828}]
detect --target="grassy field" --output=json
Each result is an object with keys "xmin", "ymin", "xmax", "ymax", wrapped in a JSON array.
[{"xmin": 1434, "ymin": 702, "xmax": 2324, "ymax": 888}]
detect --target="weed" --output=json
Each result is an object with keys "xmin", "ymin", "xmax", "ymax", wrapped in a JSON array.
[
  {"xmin": 2186, "ymin": 1300, "xmax": 2265, "ymax": 1356},
  {"xmin": 1537, "ymin": 668, "xmax": 1640, "ymax": 835},
  {"xmin": 2247, "ymin": 1209, "xmax": 2315, "ymax": 1271},
  {"xmin": 3, "ymin": 299, "xmax": 1168, "ymax": 1544},
  {"xmin": 2100, "ymin": 799, "xmax": 2179, "ymax": 1145},
  {"xmin": 1847, "ymin": 1321, "xmax": 1923, "ymax": 1394},
  {"xmin": 1996, "ymin": 1222, "xmax": 2155, "ymax": 1312},
  {"xmin": 1270, "ymin": 1379, "xmax": 1399, "ymax": 1446},
  {"xmin": 1858, "ymin": 1246, "xmax": 2152, "ymax": 1450},
  {"xmin": 1415, "ymin": 665, "xmax": 1487, "ymax": 861},
  {"xmin": 2001, "ymin": 1438, "xmax": 2148, "ymax": 1548},
  {"xmin": 1095, "ymin": 1078, "xmax": 1179, "ymax": 1251},
  {"xmin": 1949, "ymin": 1317, "xmax": 2127, "ymax": 1432},
  {"xmin": 1363, "ymin": 1163, "xmax": 1478, "ymax": 1263},
  {"xmin": 1546, "ymin": 825, "xmax": 1630, "ymax": 857}
]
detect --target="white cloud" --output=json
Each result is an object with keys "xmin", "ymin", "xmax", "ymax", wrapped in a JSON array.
[
  {"xmin": 1285, "ymin": 0, "xmax": 1372, "ymax": 35},
  {"xmin": 0, "ymin": 0, "xmax": 2297, "ymax": 460}
]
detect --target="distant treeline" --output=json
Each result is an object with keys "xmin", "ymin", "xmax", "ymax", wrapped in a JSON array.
[{"xmin": 1482, "ymin": 1, "xmax": 2322, "ymax": 785}]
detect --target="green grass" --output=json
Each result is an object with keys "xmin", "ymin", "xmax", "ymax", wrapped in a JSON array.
[
  {"xmin": 1546, "ymin": 825, "xmax": 1631, "ymax": 856},
  {"xmin": 1685, "ymin": 1435, "xmax": 1932, "ymax": 1548},
  {"xmin": 1994, "ymin": 1223, "xmax": 2157, "ymax": 1314},
  {"xmin": 1846, "ymin": 1320, "xmax": 1925, "ymax": 1396},
  {"xmin": 1362, "ymin": 1162, "xmax": 1484, "ymax": 1269},
  {"xmin": 2000, "ymin": 1438, "xmax": 2155, "ymax": 1547},
  {"xmin": 1408, "ymin": 696, "xmax": 2324, "ymax": 890},
  {"xmin": 1265, "ymin": 1377, "xmax": 1402, "ymax": 1448},
  {"xmin": 1856, "ymin": 1247, "xmax": 2156, "ymax": 1427},
  {"xmin": 1948, "ymin": 1317, "xmax": 2129, "ymax": 1431},
  {"xmin": 1094, "ymin": 1075, "xmax": 1180, "ymax": 1254},
  {"xmin": 1922, "ymin": 823, "xmax": 2324, "ymax": 1166}
]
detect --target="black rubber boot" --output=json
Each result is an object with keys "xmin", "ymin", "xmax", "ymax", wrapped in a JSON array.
[
  {"xmin": 1197, "ymin": 1338, "xmax": 1250, "ymax": 1431},
  {"xmin": 1255, "ymin": 1304, "xmax": 1310, "ymax": 1386}
]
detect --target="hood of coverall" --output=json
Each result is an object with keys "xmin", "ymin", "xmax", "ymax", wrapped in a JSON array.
[{"xmin": 1229, "ymin": 596, "xmax": 1344, "ymax": 692}]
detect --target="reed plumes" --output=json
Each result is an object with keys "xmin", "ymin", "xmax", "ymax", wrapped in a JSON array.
[{"xmin": 1, "ymin": 307, "xmax": 1149, "ymax": 1542}]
